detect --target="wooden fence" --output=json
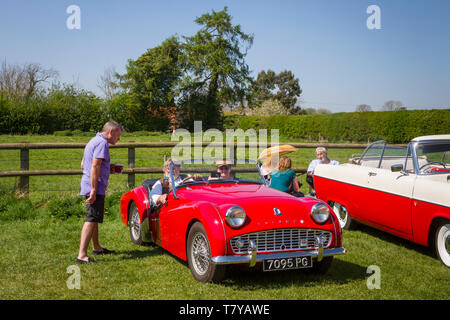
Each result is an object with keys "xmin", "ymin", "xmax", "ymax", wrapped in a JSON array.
[{"xmin": 0, "ymin": 141, "xmax": 369, "ymax": 194}]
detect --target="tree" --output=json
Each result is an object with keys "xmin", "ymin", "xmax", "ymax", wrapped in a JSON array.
[
  {"xmin": 97, "ymin": 66, "xmax": 122, "ymax": 100},
  {"xmin": 181, "ymin": 7, "xmax": 254, "ymax": 128},
  {"xmin": 355, "ymin": 104, "xmax": 372, "ymax": 112},
  {"xmin": 382, "ymin": 100, "xmax": 405, "ymax": 111},
  {"xmin": 247, "ymin": 99, "xmax": 288, "ymax": 116},
  {"xmin": 250, "ymin": 69, "xmax": 302, "ymax": 113},
  {"xmin": 120, "ymin": 36, "xmax": 183, "ymax": 130},
  {"xmin": 0, "ymin": 61, "xmax": 58, "ymax": 100},
  {"xmin": 249, "ymin": 70, "xmax": 277, "ymax": 104}
]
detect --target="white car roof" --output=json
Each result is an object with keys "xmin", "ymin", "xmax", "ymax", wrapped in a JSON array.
[{"xmin": 412, "ymin": 134, "xmax": 450, "ymax": 142}]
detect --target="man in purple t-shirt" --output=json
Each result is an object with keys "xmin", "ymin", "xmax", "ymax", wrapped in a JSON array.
[{"xmin": 76, "ymin": 120, "xmax": 123, "ymax": 264}]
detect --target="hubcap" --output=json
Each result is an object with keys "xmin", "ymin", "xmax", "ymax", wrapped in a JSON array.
[
  {"xmin": 191, "ymin": 232, "xmax": 210, "ymax": 276},
  {"xmin": 334, "ymin": 203, "xmax": 348, "ymax": 229}
]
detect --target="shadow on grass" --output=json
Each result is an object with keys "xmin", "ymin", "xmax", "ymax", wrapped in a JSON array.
[
  {"xmin": 351, "ymin": 224, "xmax": 434, "ymax": 259},
  {"xmin": 112, "ymin": 246, "xmax": 165, "ymax": 261},
  {"xmin": 217, "ymin": 257, "xmax": 367, "ymax": 288}
]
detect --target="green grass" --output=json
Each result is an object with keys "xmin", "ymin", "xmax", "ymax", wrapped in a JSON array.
[
  {"xmin": 0, "ymin": 208, "xmax": 448, "ymax": 300},
  {"xmin": 0, "ymin": 132, "xmax": 448, "ymax": 300}
]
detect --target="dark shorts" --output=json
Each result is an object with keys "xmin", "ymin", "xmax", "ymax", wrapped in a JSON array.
[{"xmin": 85, "ymin": 195, "xmax": 105, "ymax": 223}]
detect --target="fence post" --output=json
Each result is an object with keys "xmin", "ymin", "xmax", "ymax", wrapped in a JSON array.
[
  {"xmin": 128, "ymin": 142, "xmax": 135, "ymax": 188},
  {"xmin": 19, "ymin": 142, "xmax": 29, "ymax": 195}
]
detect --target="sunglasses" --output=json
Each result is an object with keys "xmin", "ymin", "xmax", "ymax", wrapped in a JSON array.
[{"xmin": 218, "ymin": 165, "xmax": 231, "ymax": 171}]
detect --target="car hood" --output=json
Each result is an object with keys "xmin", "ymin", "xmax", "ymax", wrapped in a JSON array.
[
  {"xmin": 176, "ymin": 183, "xmax": 322, "ymax": 223},
  {"xmin": 176, "ymin": 183, "xmax": 290, "ymax": 203}
]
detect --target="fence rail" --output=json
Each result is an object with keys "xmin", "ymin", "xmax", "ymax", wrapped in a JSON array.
[{"xmin": 0, "ymin": 141, "xmax": 375, "ymax": 194}]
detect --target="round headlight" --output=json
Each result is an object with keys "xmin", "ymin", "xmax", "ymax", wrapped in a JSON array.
[
  {"xmin": 310, "ymin": 203, "xmax": 330, "ymax": 224},
  {"xmin": 225, "ymin": 206, "xmax": 246, "ymax": 228}
]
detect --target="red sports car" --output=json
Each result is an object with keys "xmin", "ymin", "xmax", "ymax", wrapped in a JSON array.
[{"xmin": 120, "ymin": 159, "xmax": 346, "ymax": 282}]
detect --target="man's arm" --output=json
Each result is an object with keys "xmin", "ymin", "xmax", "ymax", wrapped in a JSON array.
[{"xmin": 86, "ymin": 158, "xmax": 103, "ymax": 204}]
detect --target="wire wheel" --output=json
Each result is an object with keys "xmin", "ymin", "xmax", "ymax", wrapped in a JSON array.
[
  {"xmin": 190, "ymin": 232, "xmax": 210, "ymax": 276},
  {"xmin": 128, "ymin": 202, "xmax": 143, "ymax": 245},
  {"xmin": 187, "ymin": 222, "xmax": 226, "ymax": 283}
]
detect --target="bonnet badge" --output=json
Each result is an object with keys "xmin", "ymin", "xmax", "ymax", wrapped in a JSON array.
[{"xmin": 273, "ymin": 208, "xmax": 282, "ymax": 216}]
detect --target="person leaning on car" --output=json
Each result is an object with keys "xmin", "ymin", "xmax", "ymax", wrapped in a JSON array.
[
  {"xmin": 306, "ymin": 147, "xmax": 339, "ymax": 191},
  {"xmin": 76, "ymin": 120, "xmax": 123, "ymax": 264}
]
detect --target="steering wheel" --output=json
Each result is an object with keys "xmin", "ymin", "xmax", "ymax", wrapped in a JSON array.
[
  {"xmin": 181, "ymin": 175, "xmax": 205, "ymax": 184},
  {"xmin": 419, "ymin": 161, "xmax": 446, "ymax": 172}
]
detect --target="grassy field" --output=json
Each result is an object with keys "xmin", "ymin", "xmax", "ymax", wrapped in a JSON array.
[
  {"xmin": 0, "ymin": 133, "xmax": 449, "ymax": 300},
  {"xmin": 0, "ymin": 210, "xmax": 448, "ymax": 300}
]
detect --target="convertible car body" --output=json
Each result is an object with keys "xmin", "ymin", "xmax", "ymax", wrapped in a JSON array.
[
  {"xmin": 120, "ymin": 159, "xmax": 346, "ymax": 282},
  {"xmin": 314, "ymin": 135, "xmax": 450, "ymax": 267}
]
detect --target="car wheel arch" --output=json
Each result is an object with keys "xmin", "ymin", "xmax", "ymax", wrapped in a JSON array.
[
  {"xmin": 327, "ymin": 199, "xmax": 355, "ymax": 230},
  {"xmin": 185, "ymin": 202, "xmax": 227, "ymax": 258},
  {"xmin": 428, "ymin": 216, "xmax": 450, "ymax": 247}
]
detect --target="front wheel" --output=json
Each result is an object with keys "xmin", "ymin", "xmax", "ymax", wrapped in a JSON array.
[
  {"xmin": 187, "ymin": 222, "xmax": 226, "ymax": 283},
  {"xmin": 434, "ymin": 221, "xmax": 450, "ymax": 268},
  {"xmin": 128, "ymin": 201, "xmax": 143, "ymax": 245}
]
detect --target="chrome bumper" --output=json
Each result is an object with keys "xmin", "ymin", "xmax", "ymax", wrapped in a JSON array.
[{"xmin": 211, "ymin": 238, "xmax": 346, "ymax": 267}]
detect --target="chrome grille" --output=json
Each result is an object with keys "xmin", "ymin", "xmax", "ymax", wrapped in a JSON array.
[{"xmin": 230, "ymin": 229, "xmax": 332, "ymax": 254}]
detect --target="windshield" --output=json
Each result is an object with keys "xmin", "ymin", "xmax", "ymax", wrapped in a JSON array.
[
  {"xmin": 168, "ymin": 159, "xmax": 267, "ymax": 196},
  {"xmin": 415, "ymin": 142, "xmax": 450, "ymax": 174}
]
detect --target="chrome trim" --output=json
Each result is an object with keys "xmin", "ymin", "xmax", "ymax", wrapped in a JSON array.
[
  {"xmin": 249, "ymin": 240, "xmax": 257, "ymax": 267},
  {"xmin": 211, "ymin": 247, "xmax": 347, "ymax": 265},
  {"xmin": 225, "ymin": 206, "xmax": 246, "ymax": 228},
  {"xmin": 230, "ymin": 228, "xmax": 333, "ymax": 254},
  {"xmin": 310, "ymin": 203, "xmax": 331, "ymax": 224},
  {"xmin": 316, "ymin": 235, "xmax": 324, "ymax": 262}
]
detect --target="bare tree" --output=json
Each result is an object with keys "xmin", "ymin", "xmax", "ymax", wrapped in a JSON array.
[
  {"xmin": 355, "ymin": 104, "xmax": 372, "ymax": 112},
  {"xmin": 0, "ymin": 61, "xmax": 58, "ymax": 100},
  {"xmin": 97, "ymin": 66, "xmax": 121, "ymax": 100},
  {"xmin": 382, "ymin": 100, "xmax": 405, "ymax": 111}
]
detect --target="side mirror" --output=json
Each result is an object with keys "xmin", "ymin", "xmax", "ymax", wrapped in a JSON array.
[{"xmin": 391, "ymin": 164, "xmax": 404, "ymax": 172}]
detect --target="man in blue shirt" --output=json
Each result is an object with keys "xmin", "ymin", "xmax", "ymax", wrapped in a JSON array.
[{"xmin": 76, "ymin": 121, "xmax": 123, "ymax": 264}]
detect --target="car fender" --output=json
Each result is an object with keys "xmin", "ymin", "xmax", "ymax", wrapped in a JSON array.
[
  {"xmin": 120, "ymin": 186, "xmax": 149, "ymax": 226},
  {"xmin": 187, "ymin": 201, "xmax": 227, "ymax": 259},
  {"xmin": 413, "ymin": 202, "xmax": 450, "ymax": 246}
]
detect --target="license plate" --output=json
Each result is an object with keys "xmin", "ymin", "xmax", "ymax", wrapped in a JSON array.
[{"xmin": 263, "ymin": 256, "xmax": 312, "ymax": 271}]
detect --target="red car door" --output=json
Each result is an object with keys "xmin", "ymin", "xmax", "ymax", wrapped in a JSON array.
[{"xmin": 365, "ymin": 166, "xmax": 415, "ymax": 238}]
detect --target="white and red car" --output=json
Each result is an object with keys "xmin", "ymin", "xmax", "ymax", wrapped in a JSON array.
[{"xmin": 314, "ymin": 134, "xmax": 450, "ymax": 267}]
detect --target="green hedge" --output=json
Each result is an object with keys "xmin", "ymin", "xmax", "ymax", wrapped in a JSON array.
[{"xmin": 224, "ymin": 109, "xmax": 450, "ymax": 143}]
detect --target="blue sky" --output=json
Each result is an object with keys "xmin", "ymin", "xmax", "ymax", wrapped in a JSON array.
[{"xmin": 1, "ymin": 0, "xmax": 449, "ymax": 112}]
